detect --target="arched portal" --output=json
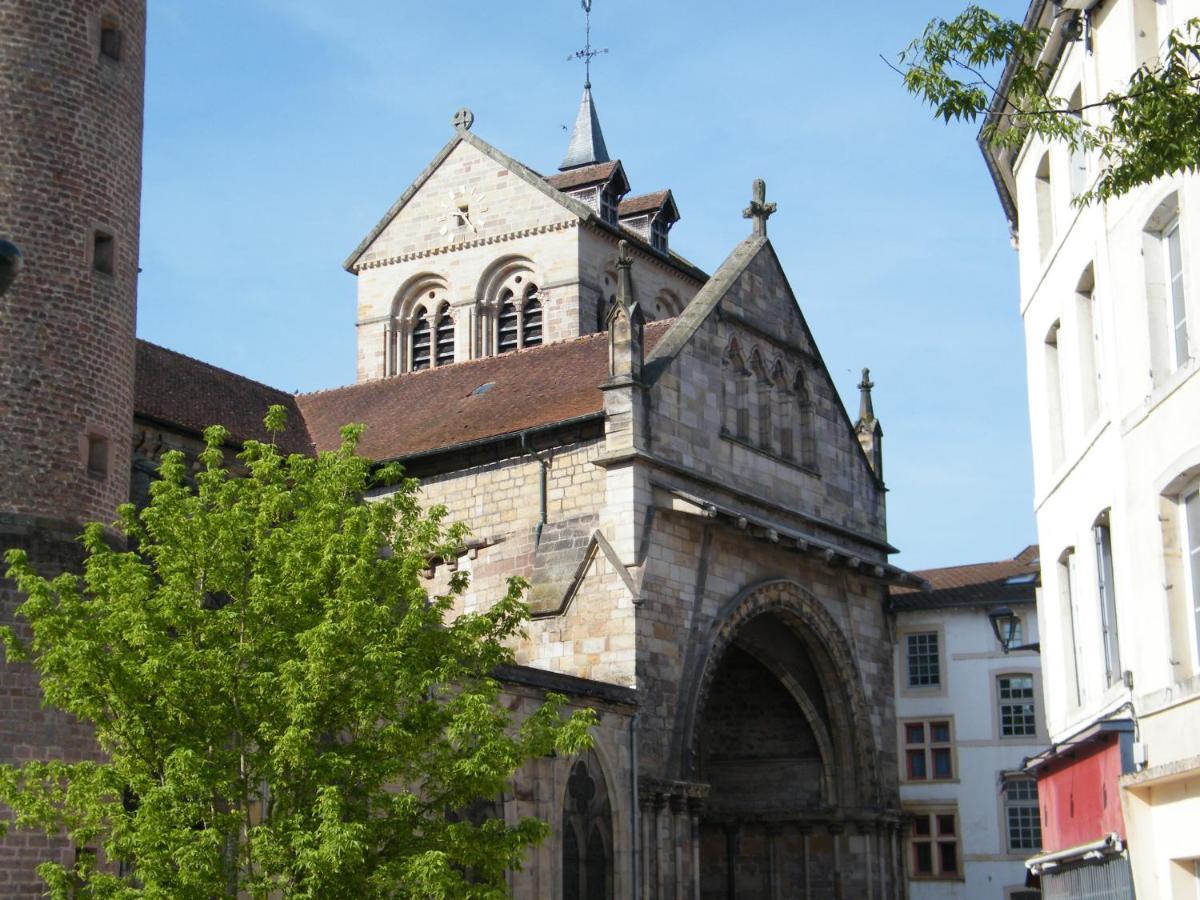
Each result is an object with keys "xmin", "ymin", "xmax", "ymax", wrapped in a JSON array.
[{"xmin": 684, "ymin": 580, "xmax": 882, "ymax": 900}]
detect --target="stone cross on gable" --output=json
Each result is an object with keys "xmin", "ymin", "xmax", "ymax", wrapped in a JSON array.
[{"xmin": 742, "ymin": 178, "xmax": 777, "ymax": 237}]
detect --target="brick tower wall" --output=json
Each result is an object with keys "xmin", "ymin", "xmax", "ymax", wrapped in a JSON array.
[{"xmin": 0, "ymin": 2, "xmax": 146, "ymax": 893}]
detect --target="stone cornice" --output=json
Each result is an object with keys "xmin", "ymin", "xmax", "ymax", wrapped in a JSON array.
[{"xmin": 351, "ymin": 219, "xmax": 578, "ymax": 273}]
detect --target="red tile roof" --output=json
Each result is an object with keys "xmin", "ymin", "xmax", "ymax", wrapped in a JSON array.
[
  {"xmin": 295, "ymin": 322, "xmax": 671, "ymax": 461},
  {"xmin": 544, "ymin": 160, "xmax": 621, "ymax": 192},
  {"xmin": 135, "ymin": 340, "xmax": 314, "ymax": 456},
  {"xmin": 890, "ymin": 545, "xmax": 1040, "ymax": 611}
]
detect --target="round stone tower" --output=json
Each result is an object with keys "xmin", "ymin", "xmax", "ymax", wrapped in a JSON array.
[{"xmin": 0, "ymin": 2, "xmax": 145, "ymax": 892}]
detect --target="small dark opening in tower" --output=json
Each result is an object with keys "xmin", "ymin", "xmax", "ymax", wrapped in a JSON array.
[
  {"xmin": 87, "ymin": 435, "xmax": 109, "ymax": 478},
  {"xmin": 100, "ymin": 17, "xmax": 122, "ymax": 61},
  {"xmin": 93, "ymin": 231, "xmax": 114, "ymax": 275}
]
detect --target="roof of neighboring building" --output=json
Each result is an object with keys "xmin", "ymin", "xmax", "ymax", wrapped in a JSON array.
[
  {"xmin": 135, "ymin": 340, "xmax": 315, "ymax": 456},
  {"xmin": 544, "ymin": 160, "xmax": 623, "ymax": 192},
  {"xmin": 295, "ymin": 322, "xmax": 671, "ymax": 462},
  {"xmin": 619, "ymin": 190, "xmax": 679, "ymax": 222},
  {"xmin": 889, "ymin": 545, "xmax": 1040, "ymax": 611}
]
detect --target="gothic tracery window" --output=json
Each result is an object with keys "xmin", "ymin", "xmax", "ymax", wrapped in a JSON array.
[{"xmin": 562, "ymin": 755, "xmax": 613, "ymax": 900}]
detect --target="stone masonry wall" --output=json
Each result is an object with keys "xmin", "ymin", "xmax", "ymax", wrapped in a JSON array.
[{"xmin": 412, "ymin": 435, "xmax": 638, "ymax": 686}]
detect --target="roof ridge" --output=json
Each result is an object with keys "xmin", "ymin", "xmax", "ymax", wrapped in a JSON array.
[{"xmin": 138, "ymin": 339, "xmax": 293, "ymax": 397}]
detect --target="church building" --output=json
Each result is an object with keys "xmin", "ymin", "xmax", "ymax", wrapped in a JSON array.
[{"xmin": 0, "ymin": 3, "xmax": 913, "ymax": 896}]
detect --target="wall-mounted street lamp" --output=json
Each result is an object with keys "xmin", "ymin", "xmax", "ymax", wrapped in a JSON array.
[
  {"xmin": 0, "ymin": 239, "xmax": 22, "ymax": 297},
  {"xmin": 988, "ymin": 606, "xmax": 1042, "ymax": 654}
]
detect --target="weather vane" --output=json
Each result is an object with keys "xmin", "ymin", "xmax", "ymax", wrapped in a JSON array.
[{"xmin": 567, "ymin": 0, "xmax": 608, "ymax": 87}]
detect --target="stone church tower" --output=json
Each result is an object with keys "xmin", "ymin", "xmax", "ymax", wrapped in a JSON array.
[
  {"xmin": 309, "ymin": 95, "xmax": 912, "ymax": 895},
  {"xmin": 0, "ymin": 1, "xmax": 145, "ymax": 889}
]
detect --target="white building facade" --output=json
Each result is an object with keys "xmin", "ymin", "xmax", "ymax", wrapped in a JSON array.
[
  {"xmin": 982, "ymin": 1, "xmax": 1200, "ymax": 896},
  {"xmin": 892, "ymin": 549, "xmax": 1046, "ymax": 900}
]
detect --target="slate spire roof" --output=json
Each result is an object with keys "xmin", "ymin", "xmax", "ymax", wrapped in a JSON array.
[{"xmin": 560, "ymin": 83, "xmax": 610, "ymax": 171}]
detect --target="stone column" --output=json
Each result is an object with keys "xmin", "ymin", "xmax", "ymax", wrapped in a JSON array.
[
  {"xmin": 766, "ymin": 824, "xmax": 782, "ymax": 900},
  {"xmin": 828, "ymin": 821, "xmax": 845, "ymax": 900},
  {"xmin": 856, "ymin": 822, "xmax": 874, "ymax": 900},
  {"xmin": 722, "ymin": 823, "xmax": 740, "ymax": 900},
  {"xmin": 688, "ymin": 797, "xmax": 704, "ymax": 900},
  {"xmin": 876, "ymin": 824, "xmax": 887, "ymax": 900},
  {"xmin": 798, "ymin": 823, "xmax": 812, "ymax": 900},
  {"xmin": 654, "ymin": 793, "xmax": 669, "ymax": 900},
  {"xmin": 670, "ymin": 794, "xmax": 687, "ymax": 900},
  {"xmin": 640, "ymin": 794, "xmax": 655, "ymax": 899},
  {"xmin": 890, "ymin": 823, "xmax": 903, "ymax": 900}
]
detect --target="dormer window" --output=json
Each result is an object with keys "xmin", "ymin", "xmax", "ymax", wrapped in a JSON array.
[
  {"xmin": 651, "ymin": 218, "xmax": 668, "ymax": 252},
  {"xmin": 600, "ymin": 189, "xmax": 618, "ymax": 225},
  {"xmin": 618, "ymin": 191, "xmax": 680, "ymax": 255}
]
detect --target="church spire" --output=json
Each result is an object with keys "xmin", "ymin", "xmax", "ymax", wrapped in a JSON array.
[
  {"xmin": 561, "ymin": 0, "xmax": 611, "ymax": 171},
  {"xmin": 561, "ymin": 84, "xmax": 610, "ymax": 170}
]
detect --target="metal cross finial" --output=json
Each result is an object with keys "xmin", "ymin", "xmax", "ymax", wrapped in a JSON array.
[
  {"xmin": 567, "ymin": 0, "xmax": 608, "ymax": 87},
  {"xmin": 742, "ymin": 178, "xmax": 777, "ymax": 237}
]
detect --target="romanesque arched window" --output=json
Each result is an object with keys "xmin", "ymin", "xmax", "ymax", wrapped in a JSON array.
[
  {"xmin": 562, "ymin": 754, "xmax": 613, "ymax": 900},
  {"xmin": 477, "ymin": 258, "xmax": 545, "ymax": 355},
  {"xmin": 411, "ymin": 310, "xmax": 432, "ymax": 371},
  {"xmin": 655, "ymin": 289, "xmax": 681, "ymax": 319},
  {"xmin": 390, "ymin": 275, "xmax": 452, "ymax": 374},
  {"xmin": 434, "ymin": 303, "xmax": 455, "ymax": 366}
]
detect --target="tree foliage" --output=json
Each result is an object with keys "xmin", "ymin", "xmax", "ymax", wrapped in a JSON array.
[
  {"xmin": 0, "ymin": 407, "xmax": 594, "ymax": 898},
  {"xmin": 897, "ymin": 4, "xmax": 1200, "ymax": 203}
]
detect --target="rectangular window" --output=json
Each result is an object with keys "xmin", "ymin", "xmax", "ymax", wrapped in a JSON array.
[
  {"xmin": 999, "ymin": 675, "xmax": 1037, "ymax": 737},
  {"xmin": 1059, "ymin": 549, "xmax": 1083, "ymax": 706},
  {"xmin": 1166, "ymin": 220, "xmax": 1189, "ymax": 369},
  {"xmin": 904, "ymin": 719, "xmax": 954, "ymax": 781},
  {"xmin": 1185, "ymin": 488, "xmax": 1200, "ymax": 664},
  {"xmin": 92, "ymin": 231, "xmax": 114, "ymax": 275},
  {"xmin": 1004, "ymin": 778, "xmax": 1043, "ymax": 852},
  {"xmin": 906, "ymin": 632, "xmax": 940, "ymax": 688},
  {"xmin": 1095, "ymin": 517, "xmax": 1122, "ymax": 687},
  {"xmin": 910, "ymin": 809, "xmax": 960, "ymax": 879}
]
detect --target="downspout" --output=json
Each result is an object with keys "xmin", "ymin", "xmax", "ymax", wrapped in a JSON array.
[
  {"xmin": 630, "ymin": 712, "xmax": 641, "ymax": 900},
  {"xmin": 519, "ymin": 431, "xmax": 549, "ymax": 545}
]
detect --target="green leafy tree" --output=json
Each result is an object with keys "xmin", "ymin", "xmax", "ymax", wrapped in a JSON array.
[
  {"xmin": 0, "ymin": 407, "xmax": 594, "ymax": 898},
  {"xmin": 897, "ymin": 4, "xmax": 1200, "ymax": 203}
]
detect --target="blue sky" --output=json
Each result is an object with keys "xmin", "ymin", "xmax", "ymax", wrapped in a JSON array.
[{"xmin": 138, "ymin": 0, "xmax": 1034, "ymax": 571}]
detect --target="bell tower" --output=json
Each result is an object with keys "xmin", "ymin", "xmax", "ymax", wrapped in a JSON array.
[{"xmin": 0, "ymin": 2, "xmax": 146, "ymax": 892}]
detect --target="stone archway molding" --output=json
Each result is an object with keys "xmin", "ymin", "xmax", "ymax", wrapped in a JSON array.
[{"xmin": 674, "ymin": 577, "xmax": 881, "ymax": 807}]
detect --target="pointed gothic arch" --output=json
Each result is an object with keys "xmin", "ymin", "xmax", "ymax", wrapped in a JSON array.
[
  {"xmin": 793, "ymin": 366, "xmax": 816, "ymax": 468},
  {"xmin": 561, "ymin": 750, "xmax": 614, "ymax": 900},
  {"xmin": 678, "ymin": 578, "xmax": 882, "ymax": 807},
  {"xmin": 771, "ymin": 360, "xmax": 795, "ymax": 460},
  {"xmin": 722, "ymin": 337, "xmax": 749, "ymax": 441},
  {"xmin": 747, "ymin": 348, "xmax": 772, "ymax": 450}
]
